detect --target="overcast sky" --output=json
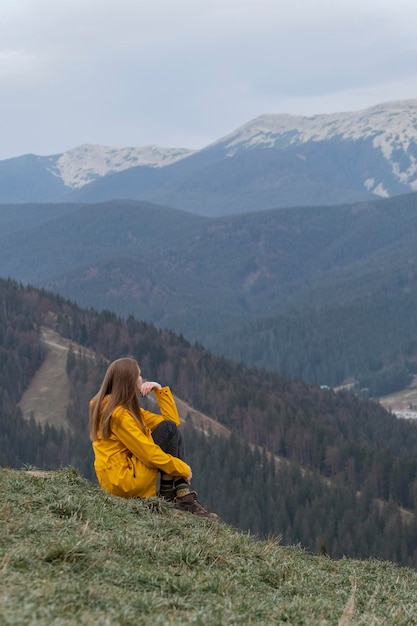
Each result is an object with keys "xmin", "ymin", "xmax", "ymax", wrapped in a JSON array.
[{"xmin": 1, "ymin": 0, "xmax": 417, "ymax": 159}]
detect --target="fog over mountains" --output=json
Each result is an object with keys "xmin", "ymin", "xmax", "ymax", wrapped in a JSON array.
[{"xmin": 2, "ymin": 99, "xmax": 417, "ymax": 213}]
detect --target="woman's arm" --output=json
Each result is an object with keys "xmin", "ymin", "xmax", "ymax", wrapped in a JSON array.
[
  {"xmin": 112, "ymin": 408, "xmax": 190, "ymax": 478},
  {"xmin": 141, "ymin": 386, "xmax": 181, "ymax": 431}
]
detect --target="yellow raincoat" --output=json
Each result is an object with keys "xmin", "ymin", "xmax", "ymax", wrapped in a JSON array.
[{"xmin": 92, "ymin": 386, "xmax": 190, "ymax": 498}]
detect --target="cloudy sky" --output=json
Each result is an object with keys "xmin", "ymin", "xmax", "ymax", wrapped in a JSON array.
[{"xmin": 1, "ymin": 0, "xmax": 417, "ymax": 159}]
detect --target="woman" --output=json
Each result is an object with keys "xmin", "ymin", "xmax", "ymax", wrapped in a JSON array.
[{"xmin": 89, "ymin": 357, "xmax": 217, "ymax": 519}]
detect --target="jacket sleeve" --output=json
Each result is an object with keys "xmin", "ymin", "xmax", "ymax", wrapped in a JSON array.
[
  {"xmin": 111, "ymin": 407, "xmax": 190, "ymax": 478},
  {"xmin": 141, "ymin": 386, "xmax": 181, "ymax": 432}
]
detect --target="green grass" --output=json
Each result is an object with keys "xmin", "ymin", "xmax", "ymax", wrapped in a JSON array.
[{"xmin": 1, "ymin": 469, "xmax": 417, "ymax": 625}]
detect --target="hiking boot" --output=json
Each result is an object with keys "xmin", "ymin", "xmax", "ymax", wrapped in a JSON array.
[
  {"xmin": 174, "ymin": 491, "xmax": 219, "ymax": 520},
  {"xmin": 158, "ymin": 488, "xmax": 176, "ymax": 502}
]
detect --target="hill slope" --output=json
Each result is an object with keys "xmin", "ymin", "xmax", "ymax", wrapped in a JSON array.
[
  {"xmin": 19, "ymin": 326, "xmax": 231, "ymax": 439},
  {"xmin": 2, "ymin": 468, "xmax": 417, "ymax": 626},
  {"xmin": 18, "ymin": 328, "xmax": 72, "ymax": 429},
  {"xmin": 4, "ymin": 278, "xmax": 417, "ymax": 567},
  {"xmin": 3, "ymin": 194, "xmax": 417, "ymax": 386}
]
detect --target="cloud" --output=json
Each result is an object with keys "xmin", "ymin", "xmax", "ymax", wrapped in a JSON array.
[
  {"xmin": 0, "ymin": 49, "xmax": 37, "ymax": 82},
  {"xmin": 0, "ymin": 0, "xmax": 416, "ymax": 158}
]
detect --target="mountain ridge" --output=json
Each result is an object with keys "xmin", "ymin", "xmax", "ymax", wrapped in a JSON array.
[
  {"xmin": 218, "ymin": 99, "xmax": 417, "ymax": 151},
  {"xmin": 49, "ymin": 143, "xmax": 195, "ymax": 187},
  {"xmin": 2, "ymin": 99, "xmax": 417, "ymax": 211}
]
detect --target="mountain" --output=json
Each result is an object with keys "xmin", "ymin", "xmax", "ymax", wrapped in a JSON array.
[
  {"xmin": 2, "ymin": 192, "xmax": 417, "ymax": 387},
  {"xmin": 1, "ymin": 100, "xmax": 417, "ymax": 213},
  {"xmin": 51, "ymin": 144, "xmax": 194, "ymax": 188},
  {"xmin": 212, "ymin": 100, "xmax": 417, "ymax": 195},
  {"xmin": 0, "ymin": 144, "xmax": 193, "ymax": 203}
]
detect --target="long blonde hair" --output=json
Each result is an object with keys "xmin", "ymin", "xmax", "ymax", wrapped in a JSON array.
[{"xmin": 89, "ymin": 357, "xmax": 145, "ymax": 441}]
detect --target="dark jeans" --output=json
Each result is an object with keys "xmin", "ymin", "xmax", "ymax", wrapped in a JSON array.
[{"xmin": 152, "ymin": 420, "xmax": 187, "ymax": 463}]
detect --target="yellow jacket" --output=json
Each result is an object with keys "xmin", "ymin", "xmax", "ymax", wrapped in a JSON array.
[{"xmin": 92, "ymin": 386, "xmax": 190, "ymax": 498}]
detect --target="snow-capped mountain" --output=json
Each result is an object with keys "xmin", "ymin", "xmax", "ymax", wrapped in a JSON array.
[
  {"xmin": 1, "ymin": 99, "xmax": 417, "ymax": 213},
  {"xmin": 217, "ymin": 100, "xmax": 417, "ymax": 151},
  {"xmin": 49, "ymin": 144, "xmax": 194, "ymax": 188},
  {"xmin": 211, "ymin": 99, "xmax": 417, "ymax": 197}
]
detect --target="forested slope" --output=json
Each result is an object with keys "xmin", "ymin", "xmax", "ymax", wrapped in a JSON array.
[
  {"xmin": 2, "ymin": 194, "xmax": 417, "ymax": 390},
  {"xmin": 2, "ymin": 277, "xmax": 417, "ymax": 565}
]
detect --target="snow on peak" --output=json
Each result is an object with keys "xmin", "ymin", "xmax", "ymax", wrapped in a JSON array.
[
  {"xmin": 215, "ymin": 99, "xmax": 417, "ymax": 187},
  {"xmin": 46, "ymin": 100, "xmax": 417, "ymax": 191},
  {"xmin": 50, "ymin": 144, "xmax": 194, "ymax": 188},
  {"xmin": 220, "ymin": 100, "xmax": 417, "ymax": 150}
]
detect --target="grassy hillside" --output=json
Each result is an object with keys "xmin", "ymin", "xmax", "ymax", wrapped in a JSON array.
[{"xmin": 2, "ymin": 468, "xmax": 417, "ymax": 626}]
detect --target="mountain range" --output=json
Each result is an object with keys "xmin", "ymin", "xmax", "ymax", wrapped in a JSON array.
[
  {"xmin": 4, "ymin": 98, "xmax": 417, "ymax": 570},
  {"xmin": 2, "ymin": 99, "xmax": 417, "ymax": 213},
  {"xmin": 2, "ymin": 190, "xmax": 417, "ymax": 388},
  {"xmin": 2, "ymin": 98, "xmax": 417, "ymax": 389}
]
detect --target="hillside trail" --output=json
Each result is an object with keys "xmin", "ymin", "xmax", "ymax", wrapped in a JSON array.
[
  {"xmin": 18, "ymin": 328, "xmax": 97, "ymax": 430},
  {"xmin": 19, "ymin": 328, "xmax": 72, "ymax": 429}
]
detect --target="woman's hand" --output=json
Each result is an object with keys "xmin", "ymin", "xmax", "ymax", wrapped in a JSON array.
[
  {"xmin": 185, "ymin": 469, "xmax": 193, "ymax": 484},
  {"xmin": 140, "ymin": 381, "xmax": 162, "ymax": 396}
]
